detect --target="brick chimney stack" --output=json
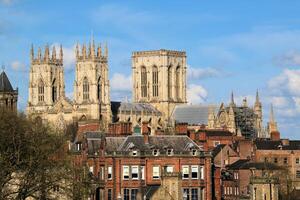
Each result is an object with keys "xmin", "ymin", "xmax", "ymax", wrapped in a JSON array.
[{"xmin": 142, "ymin": 121, "xmax": 150, "ymax": 144}]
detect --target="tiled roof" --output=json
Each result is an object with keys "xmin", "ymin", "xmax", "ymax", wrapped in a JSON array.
[
  {"xmin": 204, "ymin": 130, "xmax": 233, "ymax": 137},
  {"xmin": 115, "ymin": 135, "xmax": 201, "ymax": 152},
  {"xmin": 0, "ymin": 71, "xmax": 15, "ymax": 92},
  {"xmin": 227, "ymin": 159, "xmax": 282, "ymax": 170},
  {"xmin": 111, "ymin": 101, "xmax": 161, "ymax": 114},
  {"xmin": 172, "ymin": 104, "xmax": 216, "ymax": 125},
  {"xmin": 255, "ymin": 140, "xmax": 300, "ymax": 150}
]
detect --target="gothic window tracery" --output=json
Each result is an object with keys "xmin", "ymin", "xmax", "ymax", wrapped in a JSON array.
[
  {"xmin": 52, "ymin": 79, "xmax": 57, "ymax": 103},
  {"xmin": 176, "ymin": 66, "xmax": 180, "ymax": 99},
  {"xmin": 38, "ymin": 81, "xmax": 44, "ymax": 102},
  {"xmin": 83, "ymin": 77, "xmax": 89, "ymax": 101},
  {"xmin": 152, "ymin": 66, "xmax": 158, "ymax": 97},
  {"xmin": 97, "ymin": 77, "xmax": 101, "ymax": 101},
  {"xmin": 168, "ymin": 66, "xmax": 172, "ymax": 99},
  {"xmin": 141, "ymin": 66, "xmax": 147, "ymax": 98}
]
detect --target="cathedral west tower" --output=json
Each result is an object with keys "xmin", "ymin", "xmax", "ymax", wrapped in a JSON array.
[
  {"xmin": 74, "ymin": 39, "xmax": 111, "ymax": 127},
  {"xmin": 132, "ymin": 49, "xmax": 187, "ymax": 123},
  {"xmin": 27, "ymin": 44, "xmax": 65, "ymax": 115}
]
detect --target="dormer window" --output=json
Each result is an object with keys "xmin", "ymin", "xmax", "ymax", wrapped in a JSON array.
[
  {"xmin": 132, "ymin": 150, "xmax": 138, "ymax": 156},
  {"xmin": 76, "ymin": 143, "xmax": 82, "ymax": 151},
  {"xmin": 167, "ymin": 149, "xmax": 173, "ymax": 156},
  {"xmin": 192, "ymin": 149, "xmax": 197, "ymax": 156},
  {"xmin": 153, "ymin": 149, "xmax": 159, "ymax": 156}
]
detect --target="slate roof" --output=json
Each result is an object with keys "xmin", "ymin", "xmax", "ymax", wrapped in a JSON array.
[
  {"xmin": 172, "ymin": 104, "xmax": 216, "ymax": 125},
  {"xmin": 107, "ymin": 135, "xmax": 201, "ymax": 152},
  {"xmin": 255, "ymin": 140, "xmax": 300, "ymax": 150},
  {"xmin": 204, "ymin": 130, "xmax": 233, "ymax": 137},
  {"xmin": 0, "ymin": 71, "xmax": 15, "ymax": 92},
  {"xmin": 227, "ymin": 159, "xmax": 282, "ymax": 170},
  {"xmin": 85, "ymin": 132, "xmax": 103, "ymax": 155},
  {"xmin": 144, "ymin": 185, "xmax": 160, "ymax": 200},
  {"xmin": 212, "ymin": 144, "xmax": 226, "ymax": 157}
]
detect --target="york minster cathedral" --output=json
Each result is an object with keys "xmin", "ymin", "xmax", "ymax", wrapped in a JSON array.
[{"xmin": 26, "ymin": 38, "xmax": 275, "ymax": 138}]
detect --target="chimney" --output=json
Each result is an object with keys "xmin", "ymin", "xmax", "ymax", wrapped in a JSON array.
[
  {"xmin": 270, "ymin": 131, "xmax": 280, "ymax": 141},
  {"xmin": 175, "ymin": 123, "xmax": 188, "ymax": 135},
  {"xmin": 142, "ymin": 121, "xmax": 150, "ymax": 144},
  {"xmin": 188, "ymin": 129, "xmax": 196, "ymax": 140}
]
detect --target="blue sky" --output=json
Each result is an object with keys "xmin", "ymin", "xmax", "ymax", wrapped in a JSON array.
[{"xmin": 1, "ymin": 0, "xmax": 300, "ymax": 138}]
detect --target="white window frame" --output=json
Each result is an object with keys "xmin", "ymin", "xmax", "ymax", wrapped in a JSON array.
[
  {"xmin": 131, "ymin": 165, "xmax": 139, "ymax": 180},
  {"xmin": 152, "ymin": 166, "xmax": 160, "ymax": 179},
  {"xmin": 214, "ymin": 141, "xmax": 220, "ymax": 147},
  {"xmin": 123, "ymin": 165, "xmax": 130, "ymax": 180},
  {"xmin": 141, "ymin": 166, "xmax": 145, "ymax": 180},
  {"xmin": 200, "ymin": 166, "xmax": 204, "ymax": 180},
  {"xmin": 166, "ymin": 165, "xmax": 174, "ymax": 173},
  {"xmin": 191, "ymin": 165, "xmax": 199, "ymax": 179},
  {"xmin": 167, "ymin": 149, "xmax": 173, "ymax": 156},
  {"xmin": 132, "ymin": 150, "xmax": 138, "ymax": 156},
  {"xmin": 182, "ymin": 165, "xmax": 189, "ymax": 179},
  {"xmin": 107, "ymin": 166, "xmax": 112, "ymax": 180}
]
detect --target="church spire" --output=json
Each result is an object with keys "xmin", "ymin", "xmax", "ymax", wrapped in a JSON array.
[
  {"xmin": 270, "ymin": 104, "xmax": 275, "ymax": 123},
  {"xmin": 59, "ymin": 44, "xmax": 63, "ymax": 63},
  {"xmin": 255, "ymin": 89, "xmax": 260, "ymax": 103},
  {"xmin": 230, "ymin": 91, "xmax": 235, "ymax": 106},
  {"xmin": 30, "ymin": 44, "xmax": 34, "ymax": 61},
  {"xmin": 52, "ymin": 46, "xmax": 56, "ymax": 60}
]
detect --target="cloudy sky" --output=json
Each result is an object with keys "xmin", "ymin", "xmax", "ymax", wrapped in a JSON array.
[{"xmin": 1, "ymin": 0, "xmax": 300, "ymax": 138}]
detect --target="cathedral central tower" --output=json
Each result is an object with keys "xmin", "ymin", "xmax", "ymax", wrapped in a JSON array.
[{"xmin": 132, "ymin": 49, "xmax": 187, "ymax": 122}]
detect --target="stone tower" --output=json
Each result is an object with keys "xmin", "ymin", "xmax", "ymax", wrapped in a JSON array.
[
  {"xmin": 132, "ymin": 49, "xmax": 187, "ymax": 122},
  {"xmin": 254, "ymin": 90, "xmax": 263, "ymax": 137},
  {"xmin": 268, "ymin": 104, "xmax": 278, "ymax": 134},
  {"xmin": 0, "ymin": 70, "xmax": 18, "ymax": 111},
  {"xmin": 27, "ymin": 44, "xmax": 65, "ymax": 115},
  {"xmin": 73, "ymin": 39, "xmax": 111, "ymax": 126}
]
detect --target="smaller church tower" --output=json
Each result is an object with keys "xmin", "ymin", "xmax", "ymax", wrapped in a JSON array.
[
  {"xmin": 254, "ymin": 90, "xmax": 263, "ymax": 137},
  {"xmin": 0, "ymin": 69, "xmax": 18, "ymax": 111},
  {"xmin": 73, "ymin": 38, "xmax": 111, "ymax": 126},
  {"xmin": 268, "ymin": 104, "xmax": 278, "ymax": 135},
  {"xmin": 27, "ymin": 44, "xmax": 65, "ymax": 116}
]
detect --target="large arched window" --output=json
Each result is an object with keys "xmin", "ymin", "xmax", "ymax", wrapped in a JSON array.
[
  {"xmin": 141, "ymin": 67, "xmax": 147, "ymax": 98},
  {"xmin": 38, "ymin": 81, "xmax": 44, "ymax": 102},
  {"xmin": 83, "ymin": 77, "xmax": 89, "ymax": 101},
  {"xmin": 175, "ymin": 66, "xmax": 180, "ymax": 98},
  {"xmin": 52, "ymin": 79, "xmax": 57, "ymax": 103},
  {"xmin": 168, "ymin": 66, "xmax": 172, "ymax": 99},
  {"xmin": 97, "ymin": 77, "xmax": 101, "ymax": 101},
  {"xmin": 152, "ymin": 66, "xmax": 158, "ymax": 97}
]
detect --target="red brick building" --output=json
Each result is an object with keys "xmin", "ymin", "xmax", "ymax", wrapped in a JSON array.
[{"xmin": 75, "ymin": 132, "xmax": 212, "ymax": 200}]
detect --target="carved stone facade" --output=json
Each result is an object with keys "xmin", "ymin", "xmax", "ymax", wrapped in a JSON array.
[
  {"xmin": 26, "ymin": 40, "xmax": 111, "ymax": 129},
  {"xmin": 132, "ymin": 49, "xmax": 187, "ymax": 123},
  {"xmin": 208, "ymin": 92, "xmax": 264, "ymax": 139}
]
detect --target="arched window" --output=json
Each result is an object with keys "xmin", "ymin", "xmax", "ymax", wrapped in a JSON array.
[
  {"xmin": 83, "ymin": 77, "xmax": 89, "ymax": 101},
  {"xmin": 97, "ymin": 77, "xmax": 101, "ymax": 101},
  {"xmin": 168, "ymin": 66, "xmax": 172, "ymax": 99},
  {"xmin": 176, "ymin": 66, "xmax": 180, "ymax": 98},
  {"xmin": 141, "ymin": 67, "xmax": 147, "ymax": 98},
  {"xmin": 52, "ymin": 79, "xmax": 57, "ymax": 103},
  {"xmin": 38, "ymin": 81, "xmax": 44, "ymax": 102},
  {"xmin": 152, "ymin": 66, "xmax": 158, "ymax": 97}
]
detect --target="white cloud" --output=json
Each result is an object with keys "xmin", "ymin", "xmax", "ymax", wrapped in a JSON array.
[
  {"xmin": 110, "ymin": 73, "xmax": 132, "ymax": 91},
  {"xmin": 188, "ymin": 66, "xmax": 221, "ymax": 79},
  {"xmin": 269, "ymin": 96, "xmax": 289, "ymax": 108},
  {"xmin": 11, "ymin": 60, "xmax": 26, "ymax": 72},
  {"xmin": 268, "ymin": 69, "xmax": 300, "ymax": 96},
  {"xmin": 187, "ymin": 84, "xmax": 208, "ymax": 104},
  {"xmin": 274, "ymin": 50, "xmax": 300, "ymax": 67}
]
